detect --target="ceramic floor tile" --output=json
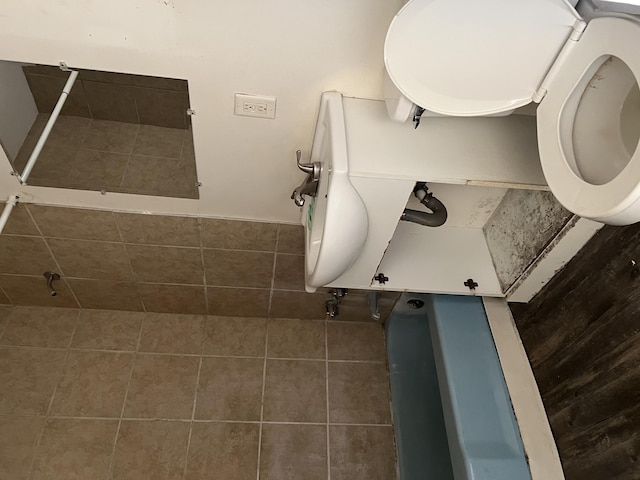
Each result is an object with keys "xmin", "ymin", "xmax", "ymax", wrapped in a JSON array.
[
  {"xmin": 207, "ymin": 287, "xmax": 270, "ymax": 318},
  {"xmin": 124, "ymin": 354, "xmax": 199, "ymax": 419},
  {"xmin": 31, "ymin": 418, "xmax": 118, "ymax": 480},
  {"xmin": 267, "ymin": 318, "xmax": 325, "ymax": 359},
  {"xmin": 0, "ymin": 348, "xmax": 67, "ymax": 414},
  {"xmin": 0, "ymin": 306, "xmax": 78, "ymax": 348},
  {"xmin": 133, "ymin": 87, "xmax": 189, "ymax": 129},
  {"xmin": 44, "ymin": 115, "xmax": 92, "ymax": 147},
  {"xmin": 47, "ymin": 238, "xmax": 133, "ymax": 281},
  {"xmin": 28, "ymin": 204, "xmax": 121, "ymax": 242},
  {"xmin": 327, "ymin": 322, "xmax": 387, "ymax": 361},
  {"xmin": 111, "ymin": 420, "xmax": 190, "ymax": 480},
  {"xmin": 67, "ymin": 149, "xmax": 130, "ymax": 189},
  {"xmin": 0, "ymin": 236, "xmax": 56, "ymax": 276},
  {"xmin": 269, "ymin": 290, "xmax": 328, "ymax": 320},
  {"xmin": 126, "ymin": 244, "xmax": 204, "ymax": 285},
  {"xmin": 132, "ymin": 125, "xmax": 185, "ymax": 158},
  {"xmin": 263, "ymin": 359, "xmax": 326, "ymax": 423},
  {"xmin": 82, "ymin": 119, "xmax": 138, "ymax": 153},
  {"xmin": 200, "ymin": 218, "xmax": 277, "ymax": 251},
  {"xmin": 185, "ymin": 422, "xmax": 259, "ymax": 480},
  {"xmin": 115, "ymin": 212, "xmax": 201, "ymax": 247},
  {"xmin": 83, "ymin": 80, "xmax": 138, "ymax": 123},
  {"xmin": 273, "ymin": 254, "xmax": 305, "ymax": 291},
  {"xmin": 66, "ymin": 279, "xmax": 144, "ymax": 312},
  {"xmin": 29, "ymin": 144, "xmax": 77, "ymax": 180},
  {"xmin": 329, "ymin": 425, "xmax": 397, "ymax": 480},
  {"xmin": 2, "ymin": 204, "xmax": 40, "ymax": 236},
  {"xmin": 276, "ymin": 224, "xmax": 304, "ymax": 255},
  {"xmin": 328, "ymin": 362, "xmax": 392, "ymax": 424},
  {"xmin": 120, "ymin": 155, "xmax": 196, "ymax": 198},
  {"xmin": 0, "ymin": 289, "xmax": 11, "ymax": 306},
  {"xmin": 0, "ymin": 416, "xmax": 45, "ymax": 480},
  {"xmin": 50, "ymin": 350, "xmax": 134, "ymax": 417},
  {"xmin": 195, "ymin": 357, "xmax": 263, "ymax": 421},
  {"xmin": 260, "ymin": 424, "xmax": 327, "ymax": 480},
  {"xmin": 202, "ymin": 316, "xmax": 266, "ymax": 357},
  {"xmin": 138, "ymin": 283, "xmax": 207, "ymax": 315},
  {"xmin": 0, "ymin": 275, "xmax": 79, "ymax": 308},
  {"xmin": 203, "ymin": 249, "xmax": 274, "ymax": 288},
  {"xmin": 72, "ymin": 310, "xmax": 144, "ymax": 351},
  {"xmin": 138, "ymin": 312, "xmax": 205, "ymax": 354}
]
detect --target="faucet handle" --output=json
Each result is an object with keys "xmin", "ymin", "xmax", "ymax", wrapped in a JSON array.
[{"xmin": 295, "ymin": 150, "xmax": 321, "ymax": 180}]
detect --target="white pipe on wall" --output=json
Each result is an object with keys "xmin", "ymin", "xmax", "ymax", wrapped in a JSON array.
[
  {"xmin": 0, "ymin": 194, "xmax": 19, "ymax": 234},
  {"xmin": 19, "ymin": 69, "xmax": 78, "ymax": 184}
]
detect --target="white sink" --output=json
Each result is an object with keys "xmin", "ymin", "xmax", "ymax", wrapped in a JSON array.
[{"xmin": 302, "ymin": 92, "xmax": 369, "ymax": 292}]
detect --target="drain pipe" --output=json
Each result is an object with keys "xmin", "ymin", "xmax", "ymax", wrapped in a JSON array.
[
  {"xmin": 19, "ymin": 65, "xmax": 78, "ymax": 185},
  {"xmin": 0, "ymin": 194, "xmax": 19, "ymax": 235},
  {"xmin": 401, "ymin": 182, "xmax": 448, "ymax": 227}
]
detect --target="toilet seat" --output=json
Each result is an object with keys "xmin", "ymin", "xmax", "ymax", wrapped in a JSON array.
[
  {"xmin": 384, "ymin": 0, "xmax": 584, "ymax": 117},
  {"xmin": 385, "ymin": 0, "xmax": 640, "ymax": 223},
  {"xmin": 537, "ymin": 17, "xmax": 640, "ymax": 223}
]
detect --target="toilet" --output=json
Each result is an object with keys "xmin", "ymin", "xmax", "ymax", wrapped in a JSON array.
[{"xmin": 384, "ymin": 0, "xmax": 640, "ymax": 225}]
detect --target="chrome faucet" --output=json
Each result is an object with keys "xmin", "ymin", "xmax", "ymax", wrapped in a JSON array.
[{"xmin": 290, "ymin": 150, "xmax": 321, "ymax": 207}]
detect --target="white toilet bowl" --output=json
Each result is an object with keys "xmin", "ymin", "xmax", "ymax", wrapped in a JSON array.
[{"xmin": 384, "ymin": 0, "xmax": 640, "ymax": 224}]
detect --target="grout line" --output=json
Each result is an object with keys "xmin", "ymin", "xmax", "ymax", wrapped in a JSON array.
[
  {"xmin": 198, "ymin": 218, "xmax": 210, "ymax": 315},
  {"xmin": 0, "ymin": 344, "xmax": 384, "ymax": 363},
  {"xmin": 0, "ymin": 308, "xmax": 11, "ymax": 340},
  {"xmin": 106, "ymin": 317, "xmax": 144, "ymax": 478},
  {"xmin": 117, "ymin": 123, "xmax": 139, "ymax": 189},
  {"xmin": 256, "ymin": 319, "xmax": 269, "ymax": 480},
  {"xmin": 267, "ymin": 226, "xmax": 280, "ymax": 317},
  {"xmin": 181, "ymin": 319, "xmax": 206, "ymax": 479},
  {"xmin": 0, "ymin": 286, "xmax": 15, "ymax": 307},
  {"xmin": 114, "ymin": 214, "xmax": 147, "ymax": 313},
  {"xmin": 84, "ymin": 96, "xmax": 94, "ymax": 120},
  {"xmin": 0, "ymin": 411, "xmax": 393, "ymax": 427},
  {"xmin": 26, "ymin": 309, "xmax": 81, "ymax": 479},
  {"xmin": 325, "ymin": 319, "xmax": 331, "ymax": 480},
  {"xmin": 0, "ymin": 233, "xmax": 288, "ymax": 254},
  {"xmin": 133, "ymin": 101, "xmax": 141, "ymax": 129}
]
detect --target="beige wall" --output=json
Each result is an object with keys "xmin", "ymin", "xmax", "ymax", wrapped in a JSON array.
[{"xmin": 0, "ymin": 0, "xmax": 403, "ymax": 222}]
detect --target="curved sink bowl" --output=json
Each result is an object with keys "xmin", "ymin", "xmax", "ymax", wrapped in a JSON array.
[{"xmin": 303, "ymin": 92, "xmax": 368, "ymax": 291}]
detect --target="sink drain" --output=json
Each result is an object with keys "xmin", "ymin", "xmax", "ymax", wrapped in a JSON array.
[{"xmin": 406, "ymin": 299, "xmax": 425, "ymax": 309}]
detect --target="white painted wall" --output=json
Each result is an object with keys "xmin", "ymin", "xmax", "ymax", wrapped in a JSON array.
[
  {"xmin": 0, "ymin": 0, "xmax": 404, "ymax": 222},
  {"xmin": 0, "ymin": 62, "xmax": 37, "ymax": 161}
]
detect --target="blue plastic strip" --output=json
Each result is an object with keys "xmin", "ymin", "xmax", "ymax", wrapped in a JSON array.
[{"xmin": 425, "ymin": 294, "xmax": 531, "ymax": 480}]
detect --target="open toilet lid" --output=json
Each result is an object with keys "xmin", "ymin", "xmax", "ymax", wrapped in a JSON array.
[{"xmin": 384, "ymin": 0, "xmax": 583, "ymax": 116}]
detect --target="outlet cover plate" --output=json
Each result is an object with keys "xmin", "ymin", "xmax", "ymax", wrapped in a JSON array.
[{"xmin": 234, "ymin": 93, "xmax": 276, "ymax": 119}]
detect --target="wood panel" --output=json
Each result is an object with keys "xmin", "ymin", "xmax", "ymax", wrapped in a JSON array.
[{"xmin": 510, "ymin": 224, "xmax": 640, "ymax": 479}]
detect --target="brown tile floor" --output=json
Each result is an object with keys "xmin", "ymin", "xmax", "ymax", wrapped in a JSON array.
[{"xmin": 0, "ymin": 307, "xmax": 397, "ymax": 480}]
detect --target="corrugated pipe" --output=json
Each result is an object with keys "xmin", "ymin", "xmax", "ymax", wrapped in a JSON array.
[{"xmin": 401, "ymin": 182, "xmax": 447, "ymax": 227}]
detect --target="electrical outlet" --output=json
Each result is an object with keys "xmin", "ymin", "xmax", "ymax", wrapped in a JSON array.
[{"xmin": 234, "ymin": 93, "xmax": 276, "ymax": 119}]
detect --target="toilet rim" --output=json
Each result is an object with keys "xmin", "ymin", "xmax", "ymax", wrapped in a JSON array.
[{"xmin": 537, "ymin": 17, "xmax": 640, "ymax": 219}]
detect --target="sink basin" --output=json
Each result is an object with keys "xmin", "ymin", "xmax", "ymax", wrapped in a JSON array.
[{"xmin": 302, "ymin": 92, "xmax": 368, "ymax": 291}]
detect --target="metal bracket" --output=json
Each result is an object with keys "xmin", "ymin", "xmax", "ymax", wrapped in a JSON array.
[
  {"xmin": 187, "ymin": 108, "xmax": 196, "ymax": 116},
  {"xmin": 464, "ymin": 278, "xmax": 478, "ymax": 291},
  {"xmin": 413, "ymin": 106, "xmax": 426, "ymax": 129},
  {"xmin": 59, "ymin": 62, "xmax": 70, "ymax": 72},
  {"xmin": 374, "ymin": 273, "xmax": 389, "ymax": 285}
]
